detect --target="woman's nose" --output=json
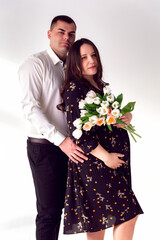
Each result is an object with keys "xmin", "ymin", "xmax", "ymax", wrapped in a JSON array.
[{"xmin": 88, "ymin": 56, "xmax": 94, "ymax": 63}]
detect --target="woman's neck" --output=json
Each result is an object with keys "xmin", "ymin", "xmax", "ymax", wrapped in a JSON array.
[{"xmin": 85, "ymin": 78, "xmax": 101, "ymax": 91}]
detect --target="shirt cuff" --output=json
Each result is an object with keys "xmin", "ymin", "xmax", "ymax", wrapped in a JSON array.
[{"xmin": 48, "ymin": 131, "xmax": 66, "ymax": 146}]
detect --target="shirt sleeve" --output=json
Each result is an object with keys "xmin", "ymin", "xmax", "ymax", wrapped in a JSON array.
[
  {"xmin": 64, "ymin": 81, "xmax": 100, "ymax": 154},
  {"xmin": 18, "ymin": 57, "xmax": 66, "ymax": 145}
]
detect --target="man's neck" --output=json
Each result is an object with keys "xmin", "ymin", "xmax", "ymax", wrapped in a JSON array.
[{"xmin": 50, "ymin": 45, "xmax": 66, "ymax": 62}]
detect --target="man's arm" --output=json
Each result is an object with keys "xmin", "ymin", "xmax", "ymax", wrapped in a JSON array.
[
  {"xmin": 18, "ymin": 57, "xmax": 87, "ymax": 162},
  {"xmin": 18, "ymin": 57, "xmax": 66, "ymax": 145}
]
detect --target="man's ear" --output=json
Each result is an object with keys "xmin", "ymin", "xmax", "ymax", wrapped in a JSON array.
[{"xmin": 47, "ymin": 30, "xmax": 51, "ymax": 40}]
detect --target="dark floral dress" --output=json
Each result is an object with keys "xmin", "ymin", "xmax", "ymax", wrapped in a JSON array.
[{"xmin": 63, "ymin": 79, "xmax": 143, "ymax": 234}]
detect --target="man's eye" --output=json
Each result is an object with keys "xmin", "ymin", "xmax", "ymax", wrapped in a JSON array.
[{"xmin": 69, "ymin": 33, "xmax": 75, "ymax": 37}]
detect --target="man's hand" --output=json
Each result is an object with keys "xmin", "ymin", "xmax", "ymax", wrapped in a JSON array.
[
  {"xmin": 114, "ymin": 112, "xmax": 132, "ymax": 128},
  {"xmin": 59, "ymin": 137, "xmax": 88, "ymax": 164}
]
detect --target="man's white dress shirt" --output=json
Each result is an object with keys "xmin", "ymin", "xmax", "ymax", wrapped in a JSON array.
[{"xmin": 18, "ymin": 47, "xmax": 68, "ymax": 146}]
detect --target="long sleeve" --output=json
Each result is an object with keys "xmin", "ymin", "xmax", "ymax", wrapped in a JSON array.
[
  {"xmin": 18, "ymin": 53, "xmax": 67, "ymax": 146},
  {"xmin": 64, "ymin": 80, "xmax": 100, "ymax": 154}
]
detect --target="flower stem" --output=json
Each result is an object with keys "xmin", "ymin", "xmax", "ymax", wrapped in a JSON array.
[{"xmin": 122, "ymin": 125, "xmax": 142, "ymax": 142}]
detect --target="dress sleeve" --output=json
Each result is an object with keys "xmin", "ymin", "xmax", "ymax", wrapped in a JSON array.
[{"xmin": 64, "ymin": 81, "xmax": 100, "ymax": 154}]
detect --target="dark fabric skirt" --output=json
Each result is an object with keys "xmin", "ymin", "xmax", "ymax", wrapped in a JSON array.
[{"xmin": 63, "ymin": 127, "xmax": 143, "ymax": 234}]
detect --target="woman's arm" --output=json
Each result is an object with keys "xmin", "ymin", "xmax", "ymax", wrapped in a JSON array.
[
  {"xmin": 63, "ymin": 81, "xmax": 125, "ymax": 168},
  {"xmin": 91, "ymin": 144, "xmax": 125, "ymax": 169},
  {"xmin": 64, "ymin": 81, "xmax": 100, "ymax": 155}
]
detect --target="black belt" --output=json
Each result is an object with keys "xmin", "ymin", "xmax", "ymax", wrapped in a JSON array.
[{"xmin": 28, "ymin": 137, "xmax": 51, "ymax": 144}]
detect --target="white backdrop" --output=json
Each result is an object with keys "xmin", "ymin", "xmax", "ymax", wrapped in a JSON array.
[{"xmin": 0, "ymin": 0, "xmax": 160, "ymax": 239}]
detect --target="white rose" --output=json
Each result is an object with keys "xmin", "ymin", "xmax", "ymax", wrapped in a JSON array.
[
  {"xmin": 79, "ymin": 99, "xmax": 86, "ymax": 109},
  {"xmin": 103, "ymin": 86, "xmax": 111, "ymax": 95},
  {"xmin": 85, "ymin": 96, "xmax": 94, "ymax": 104},
  {"xmin": 96, "ymin": 106, "xmax": 108, "ymax": 116},
  {"xmin": 101, "ymin": 100, "xmax": 109, "ymax": 108},
  {"xmin": 72, "ymin": 129, "xmax": 83, "ymax": 139},
  {"xmin": 107, "ymin": 94, "xmax": 114, "ymax": 103},
  {"xmin": 111, "ymin": 109, "xmax": 120, "ymax": 118},
  {"xmin": 93, "ymin": 97, "xmax": 101, "ymax": 105},
  {"xmin": 96, "ymin": 107, "xmax": 101, "ymax": 114},
  {"xmin": 112, "ymin": 101, "xmax": 119, "ymax": 109},
  {"xmin": 89, "ymin": 115, "xmax": 98, "ymax": 125},
  {"xmin": 86, "ymin": 90, "xmax": 97, "ymax": 98},
  {"xmin": 80, "ymin": 110, "xmax": 88, "ymax": 117},
  {"xmin": 73, "ymin": 118, "xmax": 82, "ymax": 129}
]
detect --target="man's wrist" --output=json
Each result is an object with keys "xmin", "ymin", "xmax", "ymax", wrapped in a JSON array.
[{"xmin": 49, "ymin": 132, "xmax": 66, "ymax": 146}]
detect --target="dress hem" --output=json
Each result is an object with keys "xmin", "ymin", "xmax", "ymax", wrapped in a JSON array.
[{"xmin": 63, "ymin": 211, "xmax": 143, "ymax": 235}]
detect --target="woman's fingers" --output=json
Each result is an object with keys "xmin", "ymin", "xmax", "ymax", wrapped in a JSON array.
[
  {"xmin": 116, "ymin": 153, "xmax": 124, "ymax": 158},
  {"xmin": 105, "ymin": 152, "xmax": 125, "ymax": 169}
]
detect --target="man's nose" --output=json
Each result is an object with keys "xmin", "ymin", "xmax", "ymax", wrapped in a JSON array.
[{"xmin": 64, "ymin": 33, "xmax": 69, "ymax": 40}]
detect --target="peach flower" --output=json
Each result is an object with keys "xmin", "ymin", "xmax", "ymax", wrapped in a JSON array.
[
  {"xmin": 97, "ymin": 117, "xmax": 106, "ymax": 126},
  {"xmin": 106, "ymin": 115, "xmax": 116, "ymax": 125},
  {"xmin": 83, "ymin": 122, "xmax": 93, "ymax": 131}
]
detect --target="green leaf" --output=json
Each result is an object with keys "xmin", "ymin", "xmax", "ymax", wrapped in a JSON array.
[
  {"xmin": 84, "ymin": 113, "xmax": 94, "ymax": 117},
  {"xmin": 85, "ymin": 107, "xmax": 98, "ymax": 114},
  {"xmin": 90, "ymin": 111, "xmax": 99, "ymax": 115},
  {"xmin": 107, "ymin": 124, "xmax": 113, "ymax": 131},
  {"xmin": 103, "ymin": 93, "xmax": 107, "ymax": 101},
  {"xmin": 121, "ymin": 102, "xmax": 136, "ymax": 115},
  {"xmin": 80, "ymin": 116, "xmax": 89, "ymax": 121},
  {"xmin": 116, "ymin": 118, "xmax": 127, "ymax": 125},
  {"xmin": 116, "ymin": 93, "xmax": 123, "ymax": 105},
  {"xmin": 96, "ymin": 93, "xmax": 103, "ymax": 100},
  {"xmin": 85, "ymin": 103, "xmax": 100, "ymax": 108}
]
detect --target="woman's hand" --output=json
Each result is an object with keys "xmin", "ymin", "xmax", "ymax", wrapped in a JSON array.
[
  {"xmin": 91, "ymin": 144, "xmax": 125, "ymax": 169},
  {"xmin": 114, "ymin": 112, "xmax": 132, "ymax": 129},
  {"xmin": 103, "ymin": 152, "xmax": 125, "ymax": 169}
]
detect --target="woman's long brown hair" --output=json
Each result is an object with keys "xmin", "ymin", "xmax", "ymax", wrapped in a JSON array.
[{"xmin": 57, "ymin": 38, "xmax": 108, "ymax": 111}]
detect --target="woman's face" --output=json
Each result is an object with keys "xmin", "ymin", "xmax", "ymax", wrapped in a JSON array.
[{"xmin": 80, "ymin": 44, "xmax": 98, "ymax": 80}]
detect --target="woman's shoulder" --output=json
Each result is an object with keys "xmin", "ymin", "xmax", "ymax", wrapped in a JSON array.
[
  {"xmin": 64, "ymin": 79, "xmax": 87, "ymax": 93},
  {"xmin": 68, "ymin": 79, "xmax": 84, "ymax": 88}
]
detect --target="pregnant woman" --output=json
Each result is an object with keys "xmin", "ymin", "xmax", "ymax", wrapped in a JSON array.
[{"xmin": 58, "ymin": 38, "xmax": 143, "ymax": 240}]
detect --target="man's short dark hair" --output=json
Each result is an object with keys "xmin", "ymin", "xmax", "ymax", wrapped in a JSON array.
[{"xmin": 50, "ymin": 15, "xmax": 76, "ymax": 30}]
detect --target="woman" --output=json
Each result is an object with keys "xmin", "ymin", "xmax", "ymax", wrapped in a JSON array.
[{"xmin": 59, "ymin": 38, "xmax": 143, "ymax": 240}]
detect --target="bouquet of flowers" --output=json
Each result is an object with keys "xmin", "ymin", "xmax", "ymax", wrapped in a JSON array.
[{"xmin": 72, "ymin": 86, "xmax": 141, "ymax": 142}]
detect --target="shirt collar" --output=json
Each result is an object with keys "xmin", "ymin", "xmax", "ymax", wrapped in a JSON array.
[{"xmin": 47, "ymin": 46, "xmax": 63, "ymax": 66}]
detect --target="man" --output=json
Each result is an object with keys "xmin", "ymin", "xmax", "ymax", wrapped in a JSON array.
[{"xmin": 18, "ymin": 15, "xmax": 87, "ymax": 240}]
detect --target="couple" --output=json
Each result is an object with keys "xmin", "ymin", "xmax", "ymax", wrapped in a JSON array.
[{"xmin": 19, "ymin": 15, "xmax": 143, "ymax": 240}]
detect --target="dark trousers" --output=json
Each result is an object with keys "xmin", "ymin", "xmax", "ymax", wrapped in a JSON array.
[{"xmin": 27, "ymin": 139, "xmax": 68, "ymax": 240}]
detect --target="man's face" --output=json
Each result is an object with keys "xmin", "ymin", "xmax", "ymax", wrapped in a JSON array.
[{"xmin": 48, "ymin": 20, "xmax": 76, "ymax": 60}]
